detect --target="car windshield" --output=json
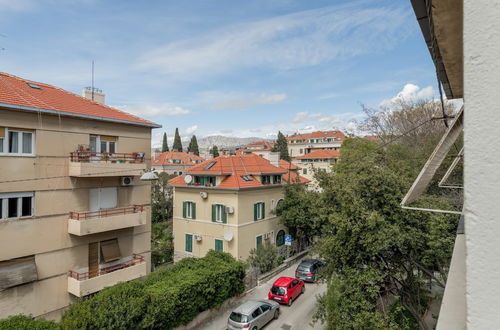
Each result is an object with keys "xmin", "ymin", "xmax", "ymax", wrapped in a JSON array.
[
  {"xmin": 297, "ymin": 264, "xmax": 311, "ymax": 272},
  {"xmin": 229, "ymin": 312, "xmax": 248, "ymax": 323},
  {"xmin": 271, "ymin": 285, "xmax": 287, "ymax": 296}
]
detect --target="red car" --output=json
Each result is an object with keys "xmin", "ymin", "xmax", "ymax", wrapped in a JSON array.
[{"xmin": 267, "ymin": 276, "xmax": 305, "ymax": 306}]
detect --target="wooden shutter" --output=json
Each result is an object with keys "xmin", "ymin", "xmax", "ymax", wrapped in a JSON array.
[
  {"xmin": 254, "ymin": 203, "xmax": 258, "ymax": 221},
  {"xmin": 256, "ymin": 236, "xmax": 262, "ymax": 248},
  {"xmin": 192, "ymin": 202, "xmax": 196, "ymax": 219},
  {"xmin": 215, "ymin": 239, "xmax": 223, "ymax": 251},
  {"xmin": 100, "ymin": 239, "xmax": 121, "ymax": 263},
  {"xmin": 183, "ymin": 202, "xmax": 187, "ymax": 218},
  {"xmin": 0, "ymin": 256, "xmax": 37, "ymax": 290},
  {"xmin": 0, "ymin": 127, "xmax": 4, "ymax": 138},
  {"xmin": 212, "ymin": 205, "xmax": 216, "ymax": 222},
  {"xmin": 222, "ymin": 205, "xmax": 227, "ymax": 224},
  {"xmin": 185, "ymin": 234, "xmax": 193, "ymax": 252},
  {"xmin": 88, "ymin": 242, "xmax": 99, "ymax": 278},
  {"xmin": 262, "ymin": 203, "xmax": 265, "ymax": 219}
]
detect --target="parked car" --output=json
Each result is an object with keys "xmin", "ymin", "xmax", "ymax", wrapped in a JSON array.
[
  {"xmin": 267, "ymin": 276, "xmax": 305, "ymax": 306},
  {"xmin": 227, "ymin": 300, "xmax": 280, "ymax": 330},
  {"xmin": 295, "ymin": 259, "xmax": 325, "ymax": 282}
]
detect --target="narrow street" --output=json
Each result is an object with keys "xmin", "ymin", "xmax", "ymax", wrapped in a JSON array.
[{"xmin": 201, "ymin": 261, "xmax": 327, "ymax": 330}]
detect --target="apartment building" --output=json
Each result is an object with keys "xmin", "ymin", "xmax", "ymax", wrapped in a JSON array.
[
  {"xmin": 287, "ymin": 130, "xmax": 346, "ymax": 159},
  {"xmin": 237, "ymin": 141, "xmax": 275, "ymax": 159},
  {"xmin": 151, "ymin": 151, "xmax": 204, "ymax": 175},
  {"xmin": 169, "ymin": 153, "xmax": 308, "ymax": 261},
  {"xmin": 0, "ymin": 73, "xmax": 159, "ymax": 320},
  {"xmin": 293, "ymin": 149, "xmax": 340, "ymax": 183}
]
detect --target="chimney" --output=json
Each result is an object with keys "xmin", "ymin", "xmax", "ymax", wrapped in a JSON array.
[
  {"xmin": 82, "ymin": 86, "xmax": 105, "ymax": 104},
  {"xmin": 263, "ymin": 152, "xmax": 280, "ymax": 167},
  {"xmin": 154, "ymin": 149, "xmax": 160, "ymax": 160}
]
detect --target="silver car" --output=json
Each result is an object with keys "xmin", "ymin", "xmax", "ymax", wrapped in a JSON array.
[{"xmin": 227, "ymin": 300, "xmax": 280, "ymax": 330}]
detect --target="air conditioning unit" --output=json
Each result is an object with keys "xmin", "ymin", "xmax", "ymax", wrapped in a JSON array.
[
  {"xmin": 200, "ymin": 191, "xmax": 208, "ymax": 199},
  {"xmin": 226, "ymin": 206, "xmax": 234, "ymax": 214},
  {"xmin": 121, "ymin": 177, "xmax": 133, "ymax": 186},
  {"xmin": 263, "ymin": 231, "xmax": 274, "ymax": 240},
  {"xmin": 194, "ymin": 234, "xmax": 202, "ymax": 241}
]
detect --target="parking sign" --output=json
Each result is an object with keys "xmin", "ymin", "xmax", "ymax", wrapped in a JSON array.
[{"xmin": 284, "ymin": 234, "xmax": 292, "ymax": 246}]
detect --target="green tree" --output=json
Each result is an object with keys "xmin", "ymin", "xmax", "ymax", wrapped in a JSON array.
[
  {"xmin": 161, "ymin": 132, "xmax": 169, "ymax": 152},
  {"xmin": 247, "ymin": 242, "xmax": 281, "ymax": 273},
  {"xmin": 151, "ymin": 222, "xmax": 174, "ymax": 268},
  {"xmin": 187, "ymin": 135, "xmax": 200, "ymax": 156},
  {"xmin": 210, "ymin": 145, "xmax": 219, "ymax": 158},
  {"xmin": 151, "ymin": 173, "xmax": 175, "ymax": 223},
  {"xmin": 272, "ymin": 131, "xmax": 290, "ymax": 161},
  {"xmin": 172, "ymin": 128, "xmax": 183, "ymax": 152}
]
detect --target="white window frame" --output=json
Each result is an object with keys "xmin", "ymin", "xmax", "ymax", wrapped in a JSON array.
[
  {"xmin": 255, "ymin": 201, "xmax": 265, "ymax": 220},
  {"xmin": 215, "ymin": 204, "xmax": 224, "ymax": 223},
  {"xmin": 90, "ymin": 135, "xmax": 118, "ymax": 154},
  {"xmin": 0, "ymin": 128, "xmax": 35, "ymax": 156},
  {"xmin": 185, "ymin": 201, "xmax": 194, "ymax": 219},
  {"xmin": 0, "ymin": 192, "xmax": 34, "ymax": 220}
]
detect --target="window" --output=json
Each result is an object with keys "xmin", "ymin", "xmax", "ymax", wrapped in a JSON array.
[
  {"xmin": 299, "ymin": 148, "xmax": 303, "ymax": 154},
  {"xmin": 215, "ymin": 239, "xmax": 223, "ymax": 251},
  {"xmin": 0, "ymin": 129, "xmax": 34, "ymax": 155},
  {"xmin": 251, "ymin": 308, "xmax": 263, "ymax": 319},
  {"xmin": 89, "ymin": 187, "xmax": 117, "ymax": 212},
  {"xmin": 185, "ymin": 234, "xmax": 193, "ymax": 252},
  {"xmin": 241, "ymin": 175, "xmax": 252, "ymax": 182},
  {"xmin": 204, "ymin": 161, "xmax": 217, "ymax": 170},
  {"xmin": 256, "ymin": 235, "xmax": 263, "ymax": 248},
  {"xmin": 212, "ymin": 204, "xmax": 227, "ymax": 223},
  {"xmin": 90, "ymin": 135, "xmax": 118, "ymax": 154},
  {"xmin": 100, "ymin": 239, "xmax": 121, "ymax": 263},
  {"xmin": 0, "ymin": 256, "xmax": 37, "ymax": 290},
  {"xmin": 254, "ymin": 202, "xmax": 265, "ymax": 221},
  {"xmin": 276, "ymin": 230, "xmax": 285, "ymax": 247},
  {"xmin": 183, "ymin": 201, "xmax": 196, "ymax": 219},
  {"xmin": 27, "ymin": 83, "xmax": 41, "ymax": 89},
  {"xmin": 193, "ymin": 176, "xmax": 216, "ymax": 186},
  {"xmin": 261, "ymin": 175, "xmax": 271, "ymax": 184},
  {"xmin": 0, "ymin": 192, "xmax": 34, "ymax": 220},
  {"xmin": 303, "ymin": 168, "xmax": 307, "ymax": 175},
  {"xmin": 273, "ymin": 175, "xmax": 282, "ymax": 184},
  {"xmin": 261, "ymin": 304, "xmax": 271, "ymax": 312}
]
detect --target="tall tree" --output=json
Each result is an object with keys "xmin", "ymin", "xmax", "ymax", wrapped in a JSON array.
[
  {"xmin": 187, "ymin": 135, "xmax": 200, "ymax": 156},
  {"xmin": 172, "ymin": 128, "xmax": 183, "ymax": 152},
  {"xmin": 210, "ymin": 145, "xmax": 219, "ymax": 158},
  {"xmin": 161, "ymin": 132, "xmax": 169, "ymax": 152},
  {"xmin": 272, "ymin": 131, "xmax": 291, "ymax": 161}
]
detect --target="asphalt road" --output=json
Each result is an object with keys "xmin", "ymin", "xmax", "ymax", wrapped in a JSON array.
[{"xmin": 200, "ymin": 261, "xmax": 327, "ymax": 330}]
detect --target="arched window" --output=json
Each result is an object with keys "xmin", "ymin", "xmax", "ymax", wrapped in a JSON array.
[
  {"xmin": 276, "ymin": 199, "xmax": 284, "ymax": 209},
  {"xmin": 276, "ymin": 230, "xmax": 285, "ymax": 247}
]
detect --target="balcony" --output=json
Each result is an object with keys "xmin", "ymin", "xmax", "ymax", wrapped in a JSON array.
[
  {"xmin": 69, "ymin": 151, "xmax": 146, "ymax": 177},
  {"xmin": 67, "ymin": 254, "xmax": 146, "ymax": 297},
  {"xmin": 68, "ymin": 205, "xmax": 146, "ymax": 236}
]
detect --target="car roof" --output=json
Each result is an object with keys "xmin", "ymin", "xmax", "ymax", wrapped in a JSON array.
[
  {"xmin": 232, "ymin": 301, "xmax": 268, "ymax": 315},
  {"xmin": 273, "ymin": 276, "xmax": 296, "ymax": 286},
  {"xmin": 299, "ymin": 259, "xmax": 319, "ymax": 266}
]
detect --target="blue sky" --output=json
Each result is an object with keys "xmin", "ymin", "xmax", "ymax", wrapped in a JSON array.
[{"xmin": 0, "ymin": 0, "xmax": 438, "ymax": 146}]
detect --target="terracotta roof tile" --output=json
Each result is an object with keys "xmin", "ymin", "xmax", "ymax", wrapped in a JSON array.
[
  {"xmin": 0, "ymin": 72, "xmax": 159, "ymax": 128},
  {"xmin": 287, "ymin": 130, "xmax": 346, "ymax": 141},
  {"xmin": 296, "ymin": 149, "xmax": 340, "ymax": 159},
  {"xmin": 152, "ymin": 151, "xmax": 205, "ymax": 166}
]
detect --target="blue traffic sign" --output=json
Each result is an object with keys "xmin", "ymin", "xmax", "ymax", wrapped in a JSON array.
[{"xmin": 284, "ymin": 234, "xmax": 292, "ymax": 245}]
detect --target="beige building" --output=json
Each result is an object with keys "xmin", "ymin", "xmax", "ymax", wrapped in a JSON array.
[
  {"xmin": 169, "ymin": 153, "xmax": 308, "ymax": 261},
  {"xmin": 0, "ymin": 73, "xmax": 159, "ymax": 320},
  {"xmin": 287, "ymin": 130, "xmax": 346, "ymax": 159},
  {"xmin": 151, "ymin": 151, "xmax": 204, "ymax": 175},
  {"xmin": 292, "ymin": 149, "xmax": 340, "ymax": 183},
  {"xmin": 237, "ymin": 141, "xmax": 275, "ymax": 159}
]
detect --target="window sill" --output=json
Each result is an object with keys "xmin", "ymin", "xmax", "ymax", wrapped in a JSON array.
[
  {"xmin": 0, "ymin": 216, "xmax": 35, "ymax": 222},
  {"xmin": 0, "ymin": 153, "xmax": 36, "ymax": 158}
]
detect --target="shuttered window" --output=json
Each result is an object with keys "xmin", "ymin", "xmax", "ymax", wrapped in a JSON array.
[
  {"xmin": 182, "ymin": 201, "xmax": 196, "ymax": 219},
  {"xmin": 212, "ymin": 204, "xmax": 226, "ymax": 223},
  {"xmin": 276, "ymin": 230, "xmax": 285, "ymax": 247},
  {"xmin": 100, "ymin": 239, "xmax": 121, "ymax": 263},
  {"xmin": 185, "ymin": 234, "xmax": 193, "ymax": 252},
  {"xmin": 0, "ymin": 256, "xmax": 37, "ymax": 290},
  {"xmin": 215, "ymin": 239, "xmax": 223, "ymax": 252},
  {"xmin": 253, "ymin": 202, "xmax": 265, "ymax": 221},
  {"xmin": 256, "ymin": 235, "xmax": 263, "ymax": 248}
]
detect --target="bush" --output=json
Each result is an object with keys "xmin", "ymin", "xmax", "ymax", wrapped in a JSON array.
[
  {"xmin": 0, "ymin": 315, "xmax": 59, "ymax": 330},
  {"xmin": 151, "ymin": 222, "xmax": 174, "ymax": 267},
  {"xmin": 60, "ymin": 250, "xmax": 245, "ymax": 330},
  {"xmin": 247, "ymin": 242, "xmax": 280, "ymax": 273}
]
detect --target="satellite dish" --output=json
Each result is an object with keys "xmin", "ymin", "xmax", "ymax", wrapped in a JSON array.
[
  {"xmin": 184, "ymin": 175, "xmax": 193, "ymax": 184},
  {"xmin": 200, "ymin": 191, "xmax": 208, "ymax": 199},
  {"xmin": 224, "ymin": 231, "xmax": 234, "ymax": 242}
]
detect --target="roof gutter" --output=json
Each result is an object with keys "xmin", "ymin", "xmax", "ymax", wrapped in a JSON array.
[{"xmin": 0, "ymin": 102, "xmax": 162, "ymax": 129}]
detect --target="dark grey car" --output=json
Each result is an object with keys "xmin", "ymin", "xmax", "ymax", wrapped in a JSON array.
[
  {"xmin": 227, "ymin": 300, "xmax": 280, "ymax": 330},
  {"xmin": 295, "ymin": 259, "xmax": 325, "ymax": 282}
]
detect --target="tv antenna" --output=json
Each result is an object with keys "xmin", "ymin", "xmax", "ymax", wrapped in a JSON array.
[{"xmin": 91, "ymin": 60, "xmax": 95, "ymax": 101}]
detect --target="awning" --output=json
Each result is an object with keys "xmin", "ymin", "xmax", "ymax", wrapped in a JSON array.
[{"xmin": 0, "ymin": 256, "xmax": 38, "ymax": 291}]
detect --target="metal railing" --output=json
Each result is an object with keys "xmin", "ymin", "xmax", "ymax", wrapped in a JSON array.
[
  {"xmin": 70, "ymin": 151, "xmax": 145, "ymax": 163},
  {"xmin": 68, "ymin": 254, "xmax": 145, "ymax": 281},
  {"xmin": 69, "ymin": 205, "xmax": 145, "ymax": 220}
]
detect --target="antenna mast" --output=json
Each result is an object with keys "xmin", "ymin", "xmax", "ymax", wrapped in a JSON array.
[{"xmin": 91, "ymin": 60, "xmax": 94, "ymax": 101}]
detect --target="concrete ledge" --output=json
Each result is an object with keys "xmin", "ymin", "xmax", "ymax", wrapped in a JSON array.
[
  {"xmin": 68, "ymin": 211, "xmax": 146, "ymax": 236},
  {"xmin": 68, "ymin": 162, "xmax": 146, "ymax": 177}
]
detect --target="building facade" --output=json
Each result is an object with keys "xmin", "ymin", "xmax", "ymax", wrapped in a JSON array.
[
  {"xmin": 237, "ymin": 141, "xmax": 275, "ymax": 159},
  {"xmin": 169, "ymin": 154, "xmax": 308, "ymax": 261},
  {"xmin": 0, "ymin": 73, "xmax": 159, "ymax": 320},
  {"xmin": 287, "ymin": 130, "xmax": 346, "ymax": 159},
  {"xmin": 292, "ymin": 149, "xmax": 340, "ymax": 183},
  {"xmin": 151, "ymin": 151, "xmax": 204, "ymax": 175}
]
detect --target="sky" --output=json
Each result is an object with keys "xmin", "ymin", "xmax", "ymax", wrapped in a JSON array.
[{"xmin": 0, "ymin": 0, "xmax": 440, "ymax": 147}]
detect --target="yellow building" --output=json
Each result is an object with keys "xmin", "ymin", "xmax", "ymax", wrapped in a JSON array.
[
  {"xmin": 0, "ymin": 73, "xmax": 160, "ymax": 320},
  {"xmin": 292, "ymin": 149, "xmax": 340, "ymax": 185},
  {"xmin": 169, "ymin": 154, "xmax": 308, "ymax": 261}
]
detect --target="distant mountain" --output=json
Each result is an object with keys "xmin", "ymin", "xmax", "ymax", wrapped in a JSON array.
[{"xmin": 195, "ymin": 136, "xmax": 274, "ymax": 149}]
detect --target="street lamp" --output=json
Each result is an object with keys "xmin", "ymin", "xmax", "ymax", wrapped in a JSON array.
[{"xmin": 140, "ymin": 171, "xmax": 159, "ymax": 181}]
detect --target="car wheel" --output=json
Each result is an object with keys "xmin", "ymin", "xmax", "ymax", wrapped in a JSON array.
[
  {"xmin": 252, "ymin": 327, "xmax": 258, "ymax": 330},
  {"xmin": 301, "ymin": 286, "xmax": 305, "ymax": 294},
  {"xmin": 288, "ymin": 297, "xmax": 293, "ymax": 306},
  {"xmin": 274, "ymin": 309, "xmax": 280, "ymax": 319}
]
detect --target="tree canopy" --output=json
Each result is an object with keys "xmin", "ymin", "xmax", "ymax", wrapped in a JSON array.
[
  {"xmin": 210, "ymin": 145, "xmax": 220, "ymax": 158},
  {"xmin": 272, "ymin": 131, "xmax": 291, "ymax": 161},
  {"xmin": 187, "ymin": 135, "xmax": 200, "ymax": 156},
  {"xmin": 172, "ymin": 128, "xmax": 183, "ymax": 152},
  {"xmin": 161, "ymin": 132, "xmax": 169, "ymax": 152}
]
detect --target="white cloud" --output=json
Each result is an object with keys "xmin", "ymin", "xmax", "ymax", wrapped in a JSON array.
[
  {"xmin": 115, "ymin": 103, "xmax": 191, "ymax": 117},
  {"xmin": 200, "ymin": 91, "xmax": 287, "ymax": 110},
  {"xmin": 137, "ymin": 3, "xmax": 412, "ymax": 79},
  {"xmin": 380, "ymin": 83, "xmax": 434, "ymax": 107},
  {"xmin": 185, "ymin": 125, "xmax": 198, "ymax": 135}
]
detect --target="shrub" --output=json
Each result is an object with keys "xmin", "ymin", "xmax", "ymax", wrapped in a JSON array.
[
  {"xmin": 247, "ymin": 242, "xmax": 280, "ymax": 273},
  {"xmin": 0, "ymin": 315, "xmax": 59, "ymax": 330}
]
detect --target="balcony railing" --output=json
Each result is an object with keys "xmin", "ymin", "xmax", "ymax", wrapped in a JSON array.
[
  {"xmin": 70, "ymin": 151, "xmax": 145, "ymax": 163},
  {"xmin": 68, "ymin": 254, "xmax": 145, "ymax": 281},
  {"xmin": 69, "ymin": 205, "xmax": 144, "ymax": 220}
]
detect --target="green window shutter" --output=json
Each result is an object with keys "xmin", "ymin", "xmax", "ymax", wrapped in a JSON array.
[
  {"xmin": 262, "ymin": 202, "xmax": 265, "ymax": 219},
  {"xmin": 256, "ymin": 235, "xmax": 262, "ymax": 248},
  {"xmin": 192, "ymin": 202, "xmax": 196, "ymax": 219},
  {"xmin": 185, "ymin": 234, "xmax": 192, "ymax": 252},
  {"xmin": 222, "ymin": 205, "xmax": 227, "ymax": 224},
  {"xmin": 254, "ymin": 203, "xmax": 258, "ymax": 221},
  {"xmin": 212, "ymin": 205, "xmax": 216, "ymax": 222},
  {"xmin": 215, "ymin": 239, "xmax": 223, "ymax": 251},
  {"xmin": 182, "ymin": 201, "xmax": 187, "ymax": 218}
]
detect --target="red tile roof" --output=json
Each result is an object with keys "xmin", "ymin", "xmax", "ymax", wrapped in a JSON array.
[
  {"xmin": 169, "ymin": 153, "xmax": 309, "ymax": 189},
  {"xmin": 287, "ymin": 130, "xmax": 346, "ymax": 141},
  {"xmin": 152, "ymin": 151, "xmax": 205, "ymax": 166},
  {"xmin": 279, "ymin": 159, "xmax": 300, "ymax": 170},
  {"xmin": 0, "ymin": 72, "xmax": 160, "ymax": 128},
  {"xmin": 245, "ymin": 141, "xmax": 275, "ymax": 151},
  {"xmin": 364, "ymin": 135, "xmax": 379, "ymax": 141},
  {"xmin": 296, "ymin": 149, "xmax": 340, "ymax": 159}
]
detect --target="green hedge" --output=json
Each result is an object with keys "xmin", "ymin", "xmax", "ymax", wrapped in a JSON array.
[
  {"xmin": 0, "ymin": 315, "xmax": 59, "ymax": 330},
  {"xmin": 61, "ymin": 250, "xmax": 245, "ymax": 329}
]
